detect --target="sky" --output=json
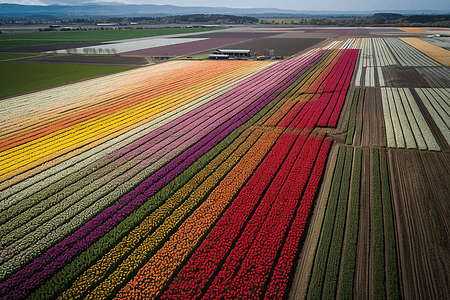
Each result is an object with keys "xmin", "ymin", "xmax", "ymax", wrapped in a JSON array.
[{"xmin": 2, "ymin": 0, "xmax": 450, "ymax": 12}]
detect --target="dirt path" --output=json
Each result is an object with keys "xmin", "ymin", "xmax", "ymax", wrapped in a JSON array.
[{"xmin": 359, "ymin": 88, "xmax": 386, "ymax": 148}]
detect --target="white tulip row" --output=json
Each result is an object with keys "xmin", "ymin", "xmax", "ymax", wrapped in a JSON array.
[
  {"xmin": 381, "ymin": 87, "xmax": 440, "ymax": 150},
  {"xmin": 360, "ymin": 38, "xmax": 374, "ymax": 68},
  {"xmin": 340, "ymin": 38, "xmax": 360, "ymax": 50},
  {"xmin": 415, "ymin": 88, "xmax": 450, "ymax": 146},
  {"xmin": 385, "ymin": 38, "xmax": 441, "ymax": 67},
  {"xmin": 372, "ymin": 38, "xmax": 396, "ymax": 67},
  {"xmin": 378, "ymin": 67, "xmax": 385, "ymax": 87},
  {"xmin": 364, "ymin": 67, "xmax": 376, "ymax": 87}
]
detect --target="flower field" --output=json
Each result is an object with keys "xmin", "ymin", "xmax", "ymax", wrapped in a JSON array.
[
  {"xmin": 2, "ymin": 26, "xmax": 450, "ymax": 300},
  {"xmin": 0, "ymin": 38, "xmax": 360, "ymax": 300}
]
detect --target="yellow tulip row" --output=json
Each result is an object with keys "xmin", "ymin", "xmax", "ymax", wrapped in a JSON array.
[{"xmin": 0, "ymin": 61, "xmax": 269, "ymax": 180}]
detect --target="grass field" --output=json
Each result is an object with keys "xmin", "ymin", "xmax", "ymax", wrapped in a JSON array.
[
  {"xmin": 0, "ymin": 40, "xmax": 69, "ymax": 50},
  {"xmin": 0, "ymin": 28, "xmax": 218, "ymax": 49},
  {"xmin": 0, "ymin": 53, "xmax": 39, "ymax": 61},
  {"xmin": 0, "ymin": 61, "xmax": 135, "ymax": 98}
]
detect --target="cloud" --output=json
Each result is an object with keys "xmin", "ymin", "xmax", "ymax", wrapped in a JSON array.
[
  {"xmin": 1, "ymin": 0, "xmax": 135, "ymax": 5},
  {"xmin": 2, "ymin": 0, "xmax": 449, "ymax": 11},
  {"xmin": 1, "ymin": 0, "xmax": 47, "ymax": 5}
]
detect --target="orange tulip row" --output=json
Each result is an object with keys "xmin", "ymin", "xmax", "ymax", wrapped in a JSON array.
[{"xmin": 113, "ymin": 128, "xmax": 283, "ymax": 299}]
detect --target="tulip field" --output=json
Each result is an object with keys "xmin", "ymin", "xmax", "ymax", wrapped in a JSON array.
[{"xmin": 1, "ymin": 27, "xmax": 450, "ymax": 300}]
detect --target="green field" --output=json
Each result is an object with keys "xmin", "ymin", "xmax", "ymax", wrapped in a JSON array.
[
  {"xmin": 0, "ymin": 53, "xmax": 39, "ymax": 61},
  {"xmin": 0, "ymin": 61, "xmax": 135, "ymax": 98},
  {"xmin": 0, "ymin": 27, "xmax": 218, "ymax": 49},
  {"xmin": 0, "ymin": 40, "xmax": 66, "ymax": 50}
]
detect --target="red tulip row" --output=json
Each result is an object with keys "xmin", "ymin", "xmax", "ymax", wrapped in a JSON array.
[
  {"xmin": 317, "ymin": 90, "xmax": 348, "ymax": 127},
  {"xmin": 304, "ymin": 93, "xmax": 334, "ymax": 131},
  {"xmin": 264, "ymin": 136, "xmax": 332, "ymax": 300},
  {"xmin": 302, "ymin": 50, "xmax": 344, "ymax": 94},
  {"xmin": 280, "ymin": 94, "xmax": 325, "ymax": 133},
  {"xmin": 220, "ymin": 132, "xmax": 327, "ymax": 299},
  {"xmin": 307, "ymin": 49, "xmax": 359, "ymax": 94},
  {"xmin": 321, "ymin": 49, "xmax": 358, "ymax": 93},
  {"xmin": 160, "ymin": 132, "xmax": 299, "ymax": 299},
  {"xmin": 277, "ymin": 100, "xmax": 309, "ymax": 128},
  {"xmin": 161, "ymin": 131, "xmax": 328, "ymax": 299},
  {"xmin": 277, "ymin": 89, "xmax": 349, "ymax": 134}
]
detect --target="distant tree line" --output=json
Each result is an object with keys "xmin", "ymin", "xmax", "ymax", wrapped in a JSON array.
[
  {"xmin": 108, "ymin": 14, "xmax": 258, "ymax": 24},
  {"xmin": 260, "ymin": 13, "xmax": 450, "ymax": 27}
]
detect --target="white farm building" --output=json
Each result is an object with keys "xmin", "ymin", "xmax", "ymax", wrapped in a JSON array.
[{"xmin": 210, "ymin": 49, "xmax": 251, "ymax": 59}]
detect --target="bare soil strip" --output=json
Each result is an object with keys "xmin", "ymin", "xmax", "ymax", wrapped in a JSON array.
[
  {"xmin": 196, "ymin": 38, "xmax": 326, "ymax": 57},
  {"xmin": 383, "ymin": 67, "xmax": 431, "ymax": 88},
  {"xmin": 354, "ymin": 88, "xmax": 364, "ymax": 146},
  {"xmin": 414, "ymin": 67, "xmax": 450, "ymax": 88},
  {"xmin": 355, "ymin": 147, "xmax": 372, "ymax": 299},
  {"xmin": 388, "ymin": 149, "xmax": 450, "ymax": 300},
  {"xmin": 360, "ymin": 88, "xmax": 386, "ymax": 148}
]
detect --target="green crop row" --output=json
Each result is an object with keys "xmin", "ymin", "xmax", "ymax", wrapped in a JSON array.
[
  {"xmin": 306, "ymin": 145, "xmax": 347, "ymax": 300},
  {"xmin": 345, "ymin": 88, "xmax": 360, "ymax": 145},
  {"xmin": 371, "ymin": 147, "xmax": 386, "ymax": 300},
  {"xmin": 338, "ymin": 146, "xmax": 362, "ymax": 300},
  {"xmin": 322, "ymin": 146, "xmax": 354, "ymax": 299},
  {"xmin": 341, "ymin": 88, "xmax": 359, "ymax": 133},
  {"xmin": 380, "ymin": 150, "xmax": 400, "ymax": 300}
]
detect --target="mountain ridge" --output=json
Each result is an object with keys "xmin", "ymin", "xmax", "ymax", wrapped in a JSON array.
[{"xmin": 1, "ymin": 3, "xmax": 449, "ymax": 17}]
